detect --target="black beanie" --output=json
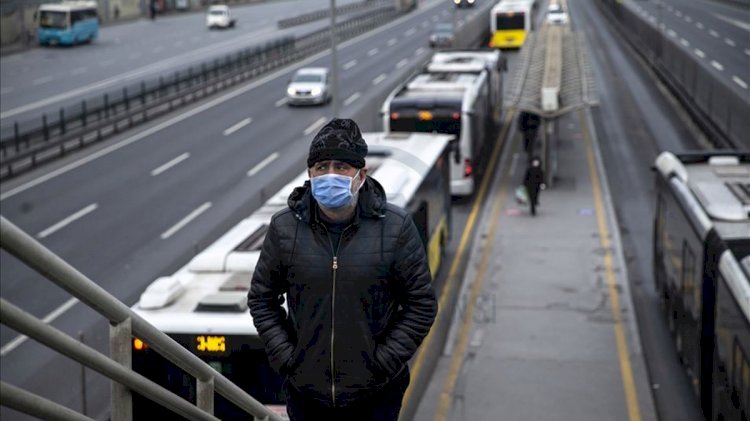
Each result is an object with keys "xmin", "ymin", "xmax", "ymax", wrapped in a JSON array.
[{"xmin": 307, "ymin": 118, "xmax": 368, "ymax": 168}]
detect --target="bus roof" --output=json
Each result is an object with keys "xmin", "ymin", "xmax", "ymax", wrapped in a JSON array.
[
  {"xmin": 655, "ymin": 151, "xmax": 750, "ymax": 241},
  {"xmin": 38, "ymin": 1, "xmax": 98, "ymax": 11},
  {"xmin": 428, "ymin": 50, "xmax": 501, "ymax": 74},
  {"xmin": 133, "ymin": 132, "xmax": 453, "ymax": 335},
  {"xmin": 491, "ymin": 0, "xmax": 534, "ymax": 14}
]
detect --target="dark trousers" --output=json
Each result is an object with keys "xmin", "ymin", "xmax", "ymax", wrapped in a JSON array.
[{"xmin": 285, "ymin": 370, "xmax": 410, "ymax": 421}]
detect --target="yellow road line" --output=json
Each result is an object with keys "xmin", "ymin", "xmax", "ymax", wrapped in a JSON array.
[
  {"xmin": 433, "ymin": 136, "xmax": 513, "ymax": 421},
  {"xmin": 403, "ymin": 111, "xmax": 515, "ymax": 406},
  {"xmin": 580, "ymin": 110, "xmax": 642, "ymax": 421}
]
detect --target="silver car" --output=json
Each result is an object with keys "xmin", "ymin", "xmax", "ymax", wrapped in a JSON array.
[{"xmin": 286, "ymin": 68, "xmax": 331, "ymax": 106}]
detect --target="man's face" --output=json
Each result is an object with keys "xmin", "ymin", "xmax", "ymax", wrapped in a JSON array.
[{"xmin": 309, "ymin": 160, "xmax": 367, "ymax": 192}]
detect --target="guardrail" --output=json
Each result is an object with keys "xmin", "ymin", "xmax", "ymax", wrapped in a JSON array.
[
  {"xmin": 595, "ymin": 0, "xmax": 750, "ymax": 150},
  {"xmin": 277, "ymin": 0, "xmax": 392, "ymax": 28},
  {"xmin": 0, "ymin": 4, "xmax": 402, "ymax": 180},
  {"xmin": 0, "ymin": 215, "xmax": 285, "ymax": 421}
]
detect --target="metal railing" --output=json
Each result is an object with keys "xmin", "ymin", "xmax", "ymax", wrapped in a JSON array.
[
  {"xmin": 0, "ymin": 215, "xmax": 284, "ymax": 421},
  {"xmin": 0, "ymin": 3, "xmax": 403, "ymax": 180}
]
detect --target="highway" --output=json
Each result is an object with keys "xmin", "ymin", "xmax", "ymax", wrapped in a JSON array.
[
  {"xmin": 0, "ymin": 0, "xmax": 746, "ymax": 419},
  {"xmin": 0, "ymin": 0, "xmax": 363, "ymax": 126},
  {"xmin": 626, "ymin": 0, "xmax": 750, "ymax": 95}
]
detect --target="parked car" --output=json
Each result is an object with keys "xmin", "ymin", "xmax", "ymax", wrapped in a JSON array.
[
  {"xmin": 453, "ymin": 0, "xmax": 475, "ymax": 8},
  {"xmin": 429, "ymin": 22, "xmax": 455, "ymax": 48},
  {"xmin": 286, "ymin": 68, "xmax": 331, "ymax": 106},
  {"xmin": 546, "ymin": 4, "xmax": 569, "ymax": 25},
  {"xmin": 206, "ymin": 5, "xmax": 235, "ymax": 29}
]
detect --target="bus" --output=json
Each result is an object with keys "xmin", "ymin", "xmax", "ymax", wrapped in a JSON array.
[
  {"xmin": 37, "ymin": 1, "xmax": 99, "ymax": 46},
  {"xmin": 489, "ymin": 0, "xmax": 536, "ymax": 49},
  {"xmin": 131, "ymin": 132, "xmax": 453, "ymax": 419},
  {"xmin": 653, "ymin": 151, "xmax": 750, "ymax": 419},
  {"xmin": 382, "ymin": 53, "xmax": 499, "ymax": 197}
]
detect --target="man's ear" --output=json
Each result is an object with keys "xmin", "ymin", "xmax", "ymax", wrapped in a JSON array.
[{"xmin": 307, "ymin": 168, "xmax": 312, "ymax": 178}]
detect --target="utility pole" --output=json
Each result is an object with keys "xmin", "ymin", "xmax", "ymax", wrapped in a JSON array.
[{"xmin": 330, "ymin": 0, "xmax": 339, "ymax": 118}]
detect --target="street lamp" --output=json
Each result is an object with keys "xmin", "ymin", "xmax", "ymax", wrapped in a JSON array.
[{"xmin": 330, "ymin": 0, "xmax": 340, "ymax": 118}]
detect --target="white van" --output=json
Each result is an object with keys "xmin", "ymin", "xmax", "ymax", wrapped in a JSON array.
[{"xmin": 206, "ymin": 5, "xmax": 235, "ymax": 29}]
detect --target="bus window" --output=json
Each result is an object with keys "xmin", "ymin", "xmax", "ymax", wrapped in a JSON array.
[
  {"xmin": 39, "ymin": 11, "xmax": 67, "ymax": 29},
  {"xmin": 496, "ymin": 13, "xmax": 525, "ymax": 30}
]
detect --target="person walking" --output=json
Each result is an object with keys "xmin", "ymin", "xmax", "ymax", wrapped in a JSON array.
[
  {"xmin": 248, "ymin": 118, "xmax": 438, "ymax": 421},
  {"xmin": 523, "ymin": 156, "xmax": 545, "ymax": 216},
  {"xmin": 519, "ymin": 111, "xmax": 541, "ymax": 155}
]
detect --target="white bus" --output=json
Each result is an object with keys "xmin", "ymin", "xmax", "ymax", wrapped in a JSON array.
[
  {"xmin": 131, "ymin": 132, "xmax": 453, "ymax": 419},
  {"xmin": 382, "ymin": 56, "xmax": 498, "ymax": 197}
]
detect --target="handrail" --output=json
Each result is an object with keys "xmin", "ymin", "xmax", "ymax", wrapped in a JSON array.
[{"xmin": 0, "ymin": 215, "xmax": 283, "ymax": 421}]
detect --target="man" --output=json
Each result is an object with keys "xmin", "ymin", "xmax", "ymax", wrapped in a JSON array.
[
  {"xmin": 248, "ymin": 118, "xmax": 437, "ymax": 420},
  {"xmin": 523, "ymin": 156, "xmax": 545, "ymax": 216}
]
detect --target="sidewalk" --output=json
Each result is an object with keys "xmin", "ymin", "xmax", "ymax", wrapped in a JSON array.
[{"xmin": 413, "ymin": 109, "xmax": 657, "ymax": 421}]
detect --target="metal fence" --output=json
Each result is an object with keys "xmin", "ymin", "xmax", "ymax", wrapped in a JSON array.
[
  {"xmin": 0, "ymin": 3, "xmax": 402, "ymax": 180},
  {"xmin": 595, "ymin": 0, "xmax": 750, "ymax": 150},
  {"xmin": 0, "ymin": 215, "xmax": 285, "ymax": 421}
]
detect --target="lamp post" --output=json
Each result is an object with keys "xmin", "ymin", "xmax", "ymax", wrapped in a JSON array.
[{"xmin": 330, "ymin": 0, "xmax": 340, "ymax": 118}]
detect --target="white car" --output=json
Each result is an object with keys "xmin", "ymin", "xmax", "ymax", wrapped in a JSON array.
[
  {"xmin": 206, "ymin": 5, "xmax": 235, "ymax": 29},
  {"xmin": 286, "ymin": 68, "xmax": 331, "ymax": 106},
  {"xmin": 547, "ymin": 4, "xmax": 569, "ymax": 25}
]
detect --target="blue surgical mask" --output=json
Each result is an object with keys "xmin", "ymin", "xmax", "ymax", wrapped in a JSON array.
[{"xmin": 311, "ymin": 171, "xmax": 362, "ymax": 209}]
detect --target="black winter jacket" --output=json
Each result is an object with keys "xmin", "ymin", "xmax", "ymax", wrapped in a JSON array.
[{"xmin": 248, "ymin": 177, "xmax": 437, "ymax": 407}]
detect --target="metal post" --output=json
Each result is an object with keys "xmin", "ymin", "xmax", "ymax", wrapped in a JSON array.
[
  {"xmin": 110, "ymin": 317, "xmax": 133, "ymax": 421},
  {"xmin": 104, "ymin": 94, "xmax": 109, "ymax": 118},
  {"xmin": 330, "ymin": 0, "xmax": 339, "ymax": 118},
  {"xmin": 123, "ymin": 87, "xmax": 129, "ymax": 111},
  {"xmin": 14, "ymin": 122, "xmax": 20, "ymax": 152},
  {"xmin": 42, "ymin": 114, "xmax": 48, "ymax": 141},
  {"xmin": 79, "ymin": 331, "xmax": 87, "ymax": 416},
  {"xmin": 196, "ymin": 377, "xmax": 214, "ymax": 414},
  {"xmin": 60, "ymin": 109, "xmax": 66, "ymax": 135},
  {"xmin": 82, "ymin": 101, "xmax": 87, "ymax": 127}
]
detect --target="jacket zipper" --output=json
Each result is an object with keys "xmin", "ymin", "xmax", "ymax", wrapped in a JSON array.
[{"xmin": 325, "ymin": 223, "xmax": 352, "ymax": 407}]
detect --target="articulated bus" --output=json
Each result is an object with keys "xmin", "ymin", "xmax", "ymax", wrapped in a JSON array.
[
  {"xmin": 37, "ymin": 1, "xmax": 99, "ymax": 46},
  {"xmin": 489, "ymin": 0, "xmax": 536, "ymax": 49},
  {"xmin": 382, "ymin": 52, "xmax": 500, "ymax": 197},
  {"xmin": 653, "ymin": 151, "xmax": 750, "ymax": 420},
  {"xmin": 131, "ymin": 132, "xmax": 453, "ymax": 419}
]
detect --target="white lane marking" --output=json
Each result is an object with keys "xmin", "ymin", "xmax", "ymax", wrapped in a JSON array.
[
  {"xmin": 128, "ymin": 52, "xmax": 142, "ymax": 60},
  {"xmin": 38, "ymin": 203, "xmax": 98, "ymax": 238},
  {"xmin": 746, "ymin": 49, "xmax": 750, "ymax": 57},
  {"xmin": 694, "ymin": 49, "xmax": 705, "ymax": 58},
  {"xmin": 680, "ymin": 38, "xmax": 689, "ymax": 47},
  {"xmin": 713, "ymin": 13, "xmax": 750, "ymax": 31},
  {"xmin": 667, "ymin": 29, "xmax": 676, "ymax": 38},
  {"xmin": 725, "ymin": 38, "xmax": 735, "ymax": 47},
  {"xmin": 275, "ymin": 97, "xmax": 288, "ymax": 107},
  {"xmin": 733, "ymin": 76, "xmax": 748, "ymax": 89},
  {"xmin": 368, "ymin": 48, "xmax": 379, "ymax": 56},
  {"xmin": 711, "ymin": 60, "xmax": 724, "ymax": 71},
  {"xmin": 405, "ymin": 28, "xmax": 416, "ymax": 37},
  {"xmin": 160, "ymin": 202, "xmax": 212, "ymax": 240},
  {"xmin": 416, "ymin": 47, "xmax": 426, "ymax": 56},
  {"xmin": 343, "ymin": 59, "xmax": 358, "ymax": 70},
  {"xmin": 709, "ymin": 29, "xmax": 719, "ymax": 38},
  {"xmin": 32, "ymin": 76, "xmax": 53, "ymax": 86},
  {"xmin": 696, "ymin": 22, "xmax": 704, "ymax": 29},
  {"xmin": 151, "ymin": 152, "xmax": 190, "ymax": 176},
  {"xmin": 1, "ymin": 87, "xmax": 14, "ymax": 95},
  {"xmin": 675, "ymin": 10, "xmax": 682, "ymax": 17},
  {"xmin": 303, "ymin": 117, "xmax": 327, "ymax": 136},
  {"xmin": 685, "ymin": 16, "xmax": 692, "ymax": 23},
  {"xmin": 71, "ymin": 67, "xmax": 87, "ymax": 75},
  {"xmin": 0, "ymin": 297, "xmax": 79, "ymax": 357},
  {"xmin": 223, "ymin": 117, "xmax": 252, "ymax": 136},
  {"xmin": 396, "ymin": 58, "xmax": 408, "ymax": 69},
  {"xmin": 343, "ymin": 92, "xmax": 360, "ymax": 106},
  {"xmin": 247, "ymin": 152, "xmax": 279, "ymax": 177},
  {"xmin": 387, "ymin": 38, "xmax": 397, "ymax": 46},
  {"xmin": 373, "ymin": 73, "xmax": 387, "ymax": 85}
]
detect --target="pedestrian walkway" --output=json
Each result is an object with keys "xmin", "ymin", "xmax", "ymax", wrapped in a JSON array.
[{"xmin": 413, "ymin": 109, "xmax": 657, "ymax": 421}]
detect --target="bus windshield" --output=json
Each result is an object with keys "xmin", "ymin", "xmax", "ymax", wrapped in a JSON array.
[
  {"xmin": 39, "ymin": 11, "xmax": 68, "ymax": 29},
  {"xmin": 496, "ymin": 13, "xmax": 525, "ymax": 30}
]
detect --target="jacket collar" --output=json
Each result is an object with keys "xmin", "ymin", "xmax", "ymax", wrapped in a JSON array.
[{"xmin": 287, "ymin": 177, "xmax": 387, "ymax": 225}]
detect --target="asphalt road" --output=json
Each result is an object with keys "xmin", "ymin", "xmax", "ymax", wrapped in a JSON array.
[
  {"xmin": 624, "ymin": 0, "xmax": 750, "ymax": 96},
  {"xmin": 0, "ymin": 0, "xmax": 363, "ymax": 128}
]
